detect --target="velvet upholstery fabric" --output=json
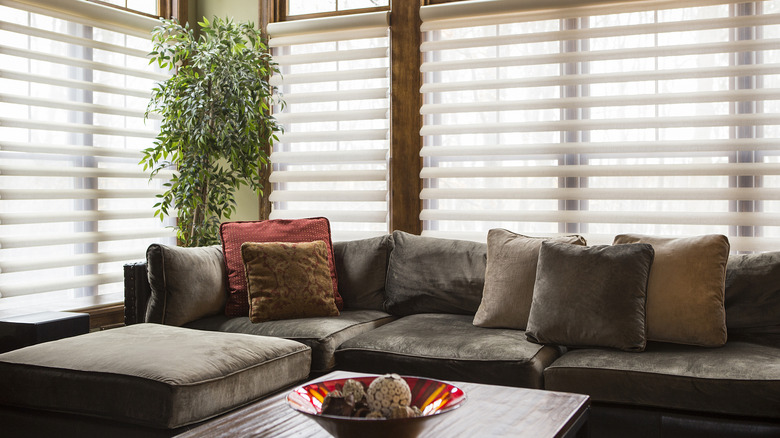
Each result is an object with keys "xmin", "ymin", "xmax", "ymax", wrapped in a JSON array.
[
  {"xmin": 473, "ymin": 229, "xmax": 587, "ymax": 330},
  {"xmin": 613, "ymin": 233, "xmax": 730, "ymax": 347},
  {"xmin": 185, "ymin": 309, "xmax": 396, "ymax": 372},
  {"xmin": 333, "ymin": 235, "xmax": 392, "ymax": 311},
  {"xmin": 384, "ymin": 231, "xmax": 487, "ymax": 316},
  {"xmin": 145, "ymin": 244, "xmax": 227, "ymax": 326},
  {"xmin": 0, "ymin": 324, "xmax": 311, "ymax": 429},
  {"xmin": 242, "ymin": 241, "xmax": 339, "ymax": 323},
  {"xmin": 220, "ymin": 218, "xmax": 342, "ymax": 317},
  {"xmin": 335, "ymin": 313, "xmax": 562, "ymax": 388},
  {"xmin": 587, "ymin": 403, "xmax": 780, "ymax": 438},
  {"xmin": 725, "ymin": 251, "xmax": 780, "ymax": 331},
  {"xmin": 544, "ymin": 333, "xmax": 780, "ymax": 419},
  {"xmin": 526, "ymin": 242, "xmax": 654, "ymax": 352},
  {"xmin": 0, "ymin": 404, "xmax": 184, "ymax": 438}
]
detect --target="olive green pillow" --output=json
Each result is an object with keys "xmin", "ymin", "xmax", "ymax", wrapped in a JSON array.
[
  {"xmin": 242, "ymin": 241, "xmax": 339, "ymax": 323},
  {"xmin": 473, "ymin": 229, "xmax": 586, "ymax": 330},
  {"xmin": 526, "ymin": 241, "xmax": 654, "ymax": 352},
  {"xmin": 613, "ymin": 234, "xmax": 730, "ymax": 347}
]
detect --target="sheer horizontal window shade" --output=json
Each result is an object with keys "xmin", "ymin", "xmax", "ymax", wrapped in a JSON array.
[
  {"xmin": 420, "ymin": 0, "xmax": 780, "ymax": 252},
  {"xmin": 0, "ymin": 0, "xmax": 173, "ymax": 312},
  {"xmin": 268, "ymin": 11, "xmax": 390, "ymax": 241}
]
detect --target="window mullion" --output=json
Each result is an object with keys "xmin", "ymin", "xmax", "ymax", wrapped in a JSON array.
[
  {"xmin": 559, "ymin": 17, "xmax": 589, "ymax": 235},
  {"xmin": 66, "ymin": 22, "xmax": 98, "ymax": 298},
  {"xmin": 729, "ymin": 2, "xmax": 762, "ymax": 243}
]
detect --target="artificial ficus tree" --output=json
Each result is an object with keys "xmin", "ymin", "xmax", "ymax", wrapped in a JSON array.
[{"xmin": 143, "ymin": 17, "xmax": 283, "ymax": 247}]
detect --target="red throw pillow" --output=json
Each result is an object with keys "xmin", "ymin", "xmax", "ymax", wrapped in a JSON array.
[{"xmin": 220, "ymin": 218, "xmax": 343, "ymax": 317}]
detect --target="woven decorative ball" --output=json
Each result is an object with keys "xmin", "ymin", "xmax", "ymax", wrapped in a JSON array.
[
  {"xmin": 341, "ymin": 379, "xmax": 366, "ymax": 402},
  {"xmin": 366, "ymin": 374, "xmax": 412, "ymax": 417}
]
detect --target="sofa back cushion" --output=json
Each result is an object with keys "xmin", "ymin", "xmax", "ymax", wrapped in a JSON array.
[
  {"xmin": 725, "ymin": 251, "xmax": 780, "ymax": 331},
  {"xmin": 384, "ymin": 231, "xmax": 487, "ymax": 316},
  {"xmin": 333, "ymin": 235, "xmax": 392, "ymax": 311},
  {"xmin": 146, "ymin": 244, "xmax": 227, "ymax": 326}
]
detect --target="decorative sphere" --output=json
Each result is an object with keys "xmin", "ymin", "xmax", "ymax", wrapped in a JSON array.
[
  {"xmin": 341, "ymin": 379, "xmax": 366, "ymax": 402},
  {"xmin": 366, "ymin": 374, "xmax": 412, "ymax": 417}
]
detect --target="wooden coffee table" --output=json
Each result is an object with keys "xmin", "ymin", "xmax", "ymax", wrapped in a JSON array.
[{"xmin": 176, "ymin": 371, "xmax": 590, "ymax": 437}]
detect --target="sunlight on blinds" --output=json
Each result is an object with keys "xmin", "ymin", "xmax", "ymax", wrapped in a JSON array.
[
  {"xmin": 420, "ymin": 0, "xmax": 780, "ymax": 252},
  {"xmin": 0, "ymin": 0, "xmax": 174, "ymax": 314},
  {"xmin": 268, "ymin": 11, "xmax": 390, "ymax": 241}
]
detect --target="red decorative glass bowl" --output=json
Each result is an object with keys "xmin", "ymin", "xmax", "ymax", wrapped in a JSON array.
[{"xmin": 287, "ymin": 375, "xmax": 466, "ymax": 438}]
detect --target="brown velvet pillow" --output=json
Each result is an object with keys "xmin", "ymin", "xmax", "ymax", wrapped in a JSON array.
[
  {"xmin": 473, "ymin": 229, "xmax": 586, "ymax": 330},
  {"xmin": 612, "ymin": 234, "xmax": 730, "ymax": 347},
  {"xmin": 526, "ymin": 241, "xmax": 654, "ymax": 352},
  {"xmin": 241, "ymin": 241, "xmax": 339, "ymax": 323}
]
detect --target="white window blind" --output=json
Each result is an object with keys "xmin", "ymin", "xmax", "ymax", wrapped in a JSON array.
[
  {"xmin": 0, "ymin": 0, "xmax": 174, "ymax": 314},
  {"xmin": 420, "ymin": 0, "xmax": 780, "ymax": 252},
  {"xmin": 268, "ymin": 11, "xmax": 390, "ymax": 241}
]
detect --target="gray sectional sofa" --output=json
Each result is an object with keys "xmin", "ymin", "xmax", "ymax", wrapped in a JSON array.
[{"xmin": 122, "ymin": 230, "xmax": 780, "ymax": 437}]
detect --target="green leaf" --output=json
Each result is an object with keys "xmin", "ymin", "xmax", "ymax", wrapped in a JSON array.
[{"xmin": 142, "ymin": 15, "xmax": 283, "ymax": 246}]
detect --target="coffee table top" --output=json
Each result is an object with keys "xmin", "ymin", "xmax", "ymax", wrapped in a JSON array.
[{"xmin": 176, "ymin": 371, "xmax": 590, "ymax": 438}]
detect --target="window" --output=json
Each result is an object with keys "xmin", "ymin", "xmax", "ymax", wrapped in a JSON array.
[
  {"xmin": 285, "ymin": 0, "xmax": 389, "ymax": 18},
  {"xmin": 89, "ymin": 0, "xmax": 158, "ymax": 16},
  {"xmin": 419, "ymin": 0, "xmax": 780, "ymax": 252},
  {"xmin": 0, "ymin": 0, "xmax": 174, "ymax": 315},
  {"xmin": 267, "ymin": 12, "xmax": 391, "ymax": 241}
]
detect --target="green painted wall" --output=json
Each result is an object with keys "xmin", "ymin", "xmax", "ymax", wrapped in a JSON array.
[
  {"xmin": 196, "ymin": 0, "xmax": 259, "ymax": 26},
  {"xmin": 191, "ymin": 0, "xmax": 262, "ymax": 221}
]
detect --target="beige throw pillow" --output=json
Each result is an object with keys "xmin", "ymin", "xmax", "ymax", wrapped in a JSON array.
[
  {"xmin": 473, "ymin": 229, "xmax": 586, "ymax": 330},
  {"xmin": 612, "ymin": 234, "xmax": 730, "ymax": 347}
]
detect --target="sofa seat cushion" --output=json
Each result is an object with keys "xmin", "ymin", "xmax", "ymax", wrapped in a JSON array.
[
  {"xmin": 0, "ymin": 323, "xmax": 311, "ymax": 429},
  {"xmin": 544, "ymin": 334, "xmax": 780, "ymax": 419},
  {"xmin": 335, "ymin": 313, "xmax": 562, "ymax": 388},
  {"xmin": 185, "ymin": 309, "xmax": 396, "ymax": 372}
]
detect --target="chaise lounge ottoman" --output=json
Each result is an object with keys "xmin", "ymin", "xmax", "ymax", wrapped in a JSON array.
[{"xmin": 0, "ymin": 323, "xmax": 311, "ymax": 437}]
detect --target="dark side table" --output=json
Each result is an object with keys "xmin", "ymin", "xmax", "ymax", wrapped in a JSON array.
[{"xmin": 0, "ymin": 311, "xmax": 90, "ymax": 353}]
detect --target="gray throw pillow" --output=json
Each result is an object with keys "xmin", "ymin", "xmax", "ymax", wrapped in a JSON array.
[
  {"xmin": 146, "ymin": 244, "xmax": 227, "ymax": 326},
  {"xmin": 473, "ymin": 229, "xmax": 586, "ymax": 330},
  {"xmin": 725, "ymin": 251, "xmax": 780, "ymax": 331},
  {"xmin": 526, "ymin": 241, "xmax": 654, "ymax": 352},
  {"xmin": 384, "ymin": 231, "xmax": 486, "ymax": 316},
  {"xmin": 333, "ymin": 235, "xmax": 392, "ymax": 311}
]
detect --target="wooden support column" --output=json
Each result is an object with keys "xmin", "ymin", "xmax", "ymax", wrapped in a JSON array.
[
  {"xmin": 258, "ymin": 0, "xmax": 279, "ymax": 221},
  {"xmin": 389, "ymin": 0, "xmax": 423, "ymax": 235}
]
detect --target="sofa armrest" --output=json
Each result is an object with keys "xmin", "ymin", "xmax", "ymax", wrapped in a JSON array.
[{"xmin": 123, "ymin": 262, "xmax": 151, "ymax": 325}]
